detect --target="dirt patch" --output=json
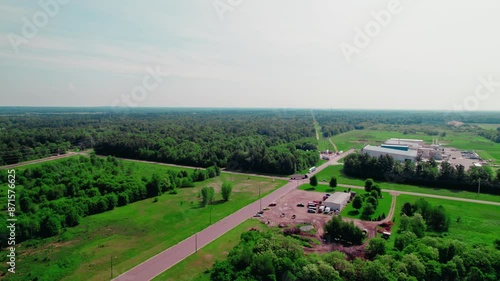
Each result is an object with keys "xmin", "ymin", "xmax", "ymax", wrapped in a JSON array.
[
  {"xmin": 258, "ymin": 189, "xmax": 333, "ymax": 229},
  {"xmin": 255, "ymin": 189, "xmax": 398, "ymax": 259}
]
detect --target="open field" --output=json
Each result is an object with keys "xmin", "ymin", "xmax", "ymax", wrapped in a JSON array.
[
  {"xmin": 473, "ymin": 123, "xmax": 500, "ymax": 130},
  {"xmin": 390, "ymin": 194, "xmax": 500, "ymax": 247},
  {"xmin": 152, "ymin": 219, "xmax": 265, "ymax": 281},
  {"xmin": 315, "ymin": 165, "xmax": 500, "ymax": 203},
  {"xmin": 298, "ymin": 183, "xmax": 335, "ymax": 193},
  {"xmin": 330, "ymin": 128, "xmax": 500, "ymax": 165},
  {"xmin": 317, "ymin": 138, "xmax": 336, "ymax": 152},
  {"xmin": 0, "ymin": 160, "xmax": 286, "ymax": 281}
]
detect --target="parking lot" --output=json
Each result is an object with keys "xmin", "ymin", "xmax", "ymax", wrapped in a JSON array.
[
  {"xmin": 255, "ymin": 188, "xmax": 331, "ymax": 229},
  {"xmin": 442, "ymin": 147, "xmax": 483, "ymax": 170}
]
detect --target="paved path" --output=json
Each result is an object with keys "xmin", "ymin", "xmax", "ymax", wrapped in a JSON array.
[
  {"xmin": 0, "ymin": 152, "xmax": 83, "ymax": 169},
  {"xmin": 114, "ymin": 151, "xmax": 352, "ymax": 281},
  {"xmin": 332, "ymin": 183, "xmax": 500, "ymax": 206}
]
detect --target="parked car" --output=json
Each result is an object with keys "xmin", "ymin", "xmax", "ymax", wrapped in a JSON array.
[
  {"xmin": 257, "ymin": 211, "xmax": 264, "ymax": 214},
  {"xmin": 253, "ymin": 213, "xmax": 263, "ymax": 217},
  {"xmin": 307, "ymin": 209, "xmax": 316, "ymax": 213},
  {"xmin": 269, "ymin": 202, "xmax": 277, "ymax": 206},
  {"xmin": 319, "ymin": 206, "xmax": 325, "ymax": 212},
  {"xmin": 324, "ymin": 207, "xmax": 331, "ymax": 214},
  {"xmin": 297, "ymin": 203, "xmax": 305, "ymax": 207}
]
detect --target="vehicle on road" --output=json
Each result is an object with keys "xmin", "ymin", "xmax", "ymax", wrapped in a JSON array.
[
  {"xmin": 253, "ymin": 213, "xmax": 263, "ymax": 217},
  {"xmin": 269, "ymin": 202, "xmax": 277, "ymax": 206}
]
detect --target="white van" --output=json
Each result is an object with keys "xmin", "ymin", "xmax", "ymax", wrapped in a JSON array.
[
  {"xmin": 319, "ymin": 206, "xmax": 325, "ymax": 212},
  {"xmin": 324, "ymin": 207, "xmax": 331, "ymax": 214}
]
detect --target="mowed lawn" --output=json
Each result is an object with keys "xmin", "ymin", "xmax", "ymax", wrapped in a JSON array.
[
  {"xmin": 315, "ymin": 165, "xmax": 500, "ymax": 203},
  {"xmin": 152, "ymin": 219, "xmax": 265, "ymax": 281},
  {"xmin": 390, "ymin": 194, "xmax": 500, "ymax": 247},
  {"xmin": 297, "ymin": 184, "xmax": 392, "ymax": 221},
  {"xmin": 1, "ymin": 159, "xmax": 287, "ymax": 281},
  {"xmin": 341, "ymin": 191, "xmax": 392, "ymax": 221}
]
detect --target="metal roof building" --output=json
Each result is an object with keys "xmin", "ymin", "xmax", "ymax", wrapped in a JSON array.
[
  {"xmin": 323, "ymin": 192, "xmax": 351, "ymax": 211},
  {"xmin": 362, "ymin": 145, "xmax": 418, "ymax": 162},
  {"xmin": 385, "ymin": 138, "xmax": 424, "ymax": 149}
]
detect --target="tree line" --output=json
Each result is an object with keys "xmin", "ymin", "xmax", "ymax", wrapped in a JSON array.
[
  {"xmin": 0, "ymin": 110, "xmax": 319, "ymax": 175},
  {"xmin": 343, "ymin": 153, "xmax": 500, "ymax": 195},
  {"xmin": 210, "ymin": 220, "xmax": 499, "ymax": 281},
  {"xmin": 0, "ymin": 155, "xmax": 220, "ymax": 245}
]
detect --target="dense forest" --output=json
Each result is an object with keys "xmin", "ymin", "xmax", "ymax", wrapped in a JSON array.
[
  {"xmin": 343, "ymin": 153, "xmax": 500, "ymax": 195},
  {"xmin": 0, "ymin": 109, "xmax": 318, "ymax": 175},
  {"xmin": 209, "ymin": 199, "xmax": 499, "ymax": 281},
  {"xmin": 1, "ymin": 108, "xmax": 500, "ymax": 174},
  {"xmin": 0, "ymin": 155, "xmax": 219, "ymax": 245}
]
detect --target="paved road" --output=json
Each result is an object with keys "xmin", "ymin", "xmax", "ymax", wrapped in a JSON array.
[
  {"xmin": 329, "ymin": 182, "xmax": 500, "ymax": 206},
  {"xmin": 114, "ymin": 151, "xmax": 352, "ymax": 281},
  {"xmin": 0, "ymin": 152, "xmax": 82, "ymax": 169}
]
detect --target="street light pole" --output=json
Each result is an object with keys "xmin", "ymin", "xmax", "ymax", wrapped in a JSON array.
[{"xmin": 478, "ymin": 178, "xmax": 481, "ymax": 194}]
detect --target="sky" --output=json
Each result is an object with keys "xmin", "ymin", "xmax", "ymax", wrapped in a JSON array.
[{"xmin": 0, "ymin": 0, "xmax": 499, "ymax": 110}]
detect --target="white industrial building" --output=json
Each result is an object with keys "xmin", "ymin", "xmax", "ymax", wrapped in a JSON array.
[
  {"xmin": 323, "ymin": 192, "xmax": 351, "ymax": 211},
  {"xmin": 384, "ymin": 138, "xmax": 424, "ymax": 149},
  {"xmin": 362, "ymin": 145, "xmax": 418, "ymax": 162}
]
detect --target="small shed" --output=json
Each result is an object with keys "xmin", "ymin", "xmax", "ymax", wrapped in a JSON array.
[{"xmin": 323, "ymin": 192, "xmax": 350, "ymax": 211}]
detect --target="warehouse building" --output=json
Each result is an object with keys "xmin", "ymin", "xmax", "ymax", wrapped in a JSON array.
[
  {"xmin": 323, "ymin": 192, "xmax": 351, "ymax": 211},
  {"xmin": 362, "ymin": 145, "xmax": 418, "ymax": 162},
  {"xmin": 384, "ymin": 138, "xmax": 424, "ymax": 149}
]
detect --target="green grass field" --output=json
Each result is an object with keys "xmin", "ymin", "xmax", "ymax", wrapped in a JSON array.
[
  {"xmin": 1, "ymin": 159, "xmax": 287, "ymax": 281},
  {"xmin": 298, "ymin": 183, "xmax": 335, "ymax": 193},
  {"xmin": 317, "ymin": 138, "xmax": 336, "ymax": 152},
  {"xmin": 341, "ymin": 191, "xmax": 392, "ymax": 220},
  {"xmin": 152, "ymin": 219, "xmax": 265, "ymax": 281},
  {"xmin": 390, "ymin": 195, "xmax": 500, "ymax": 247},
  {"xmin": 473, "ymin": 123, "xmax": 500, "ymax": 130},
  {"xmin": 314, "ymin": 165, "xmax": 500, "ymax": 203}
]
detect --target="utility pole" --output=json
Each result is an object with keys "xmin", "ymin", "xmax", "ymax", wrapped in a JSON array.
[
  {"xmin": 259, "ymin": 185, "xmax": 262, "ymax": 211},
  {"xmin": 478, "ymin": 178, "xmax": 481, "ymax": 194},
  {"xmin": 110, "ymin": 256, "xmax": 116, "ymax": 279}
]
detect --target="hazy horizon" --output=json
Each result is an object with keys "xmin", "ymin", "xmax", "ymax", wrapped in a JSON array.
[{"xmin": 1, "ymin": 0, "xmax": 499, "ymax": 110}]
